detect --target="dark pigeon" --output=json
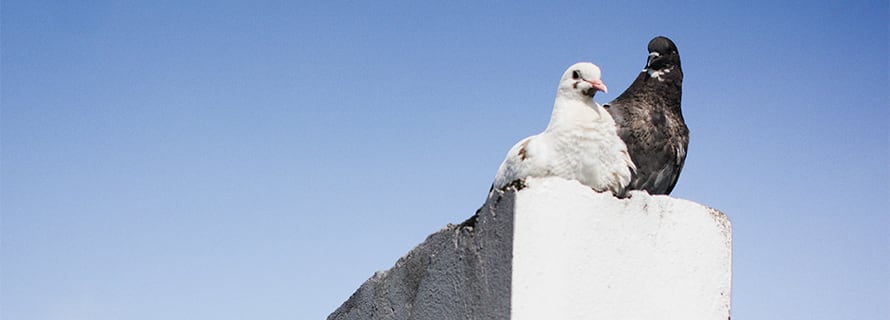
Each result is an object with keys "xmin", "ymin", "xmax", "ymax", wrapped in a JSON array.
[{"xmin": 604, "ymin": 36, "xmax": 689, "ymax": 195}]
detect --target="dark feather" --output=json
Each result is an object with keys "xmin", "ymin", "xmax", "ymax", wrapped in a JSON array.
[{"xmin": 604, "ymin": 36, "xmax": 689, "ymax": 195}]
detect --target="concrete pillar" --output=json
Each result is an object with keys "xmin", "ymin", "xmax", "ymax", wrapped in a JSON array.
[
  {"xmin": 512, "ymin": 177, "xmax": 731, "ymax": 319},
  {"xmin": 328, "ymin": 177, "xmax": 732, "ymax": 320}
]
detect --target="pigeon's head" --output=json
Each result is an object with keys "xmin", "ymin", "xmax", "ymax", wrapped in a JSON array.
[
  {"xmin": 560, "ymin": 62, "xmax": 608, "ymax": 98},
  {"xmin": 645, "ymin": 36, "xmax": 680, "ymax": 73}
]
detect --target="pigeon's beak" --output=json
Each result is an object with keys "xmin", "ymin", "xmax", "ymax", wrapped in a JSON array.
[
  {"xmin": 586, "ymin": 79, "xmax": 608, "ymax": 94},
  {"xmin": 646, "ymin": 52, "xmax": 660, "ymax": 68}
]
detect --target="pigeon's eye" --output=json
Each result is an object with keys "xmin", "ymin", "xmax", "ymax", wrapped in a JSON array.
[{"xmin": 571, "ymin": 70, "xmax": 581, "ymax": 80}]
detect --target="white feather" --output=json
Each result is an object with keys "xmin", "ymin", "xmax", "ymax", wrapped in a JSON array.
[{"xmin": 493, "ymin": 62, "xmax": 635, "ymax": 195}]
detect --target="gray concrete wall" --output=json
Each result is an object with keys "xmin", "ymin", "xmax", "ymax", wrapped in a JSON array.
[{"xmin": 327, "ymin": 188, "xmax": 515, "ymax": 320}]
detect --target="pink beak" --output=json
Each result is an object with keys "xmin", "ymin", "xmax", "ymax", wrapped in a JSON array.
[{"xmin": 586, "ymin": 79, "xmax": 608, "ymax": 94}]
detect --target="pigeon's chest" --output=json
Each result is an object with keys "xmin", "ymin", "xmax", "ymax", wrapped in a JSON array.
[{"xmin": 544, "ymin": 129, "xmax": 610, "ymax": 170}]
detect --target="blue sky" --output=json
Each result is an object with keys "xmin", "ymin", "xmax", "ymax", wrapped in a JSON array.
[{"xmin": 2, "ymin": 1, "xmax": 887, "ymax": 319}]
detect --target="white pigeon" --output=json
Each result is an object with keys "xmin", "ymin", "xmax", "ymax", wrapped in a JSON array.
[{"xmin": 492, "ymin": 62, "xmax": 635, "ymax": 196}]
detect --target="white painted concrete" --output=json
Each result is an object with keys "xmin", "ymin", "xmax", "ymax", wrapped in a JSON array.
[{"xmin": 511, "ymin": 177, "xmax": 732, "ymax": 320}]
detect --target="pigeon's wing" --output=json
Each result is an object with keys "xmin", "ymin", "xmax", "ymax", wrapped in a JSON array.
[
  {"xmin": 492, "ymin": 136, "xmax": 535, "ymax": 189},
  {"xmin": 625, "ymin": 131, "xmax": 687, "ymax": 194}
]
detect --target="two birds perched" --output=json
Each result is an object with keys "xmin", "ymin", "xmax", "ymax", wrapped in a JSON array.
[{"xmin": 492, "ymin": 36, "xmax": 688, "ymax": 196}]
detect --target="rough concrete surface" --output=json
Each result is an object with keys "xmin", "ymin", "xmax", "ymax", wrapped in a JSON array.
[{"xmin": 327, "ymin": 189, "xmax": 515, "ymax": 320}]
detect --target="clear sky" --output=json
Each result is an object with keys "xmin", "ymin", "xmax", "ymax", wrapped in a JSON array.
[{"xmin": 2, "ymin": 1, "xmax": 888, "ymax": 319}]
